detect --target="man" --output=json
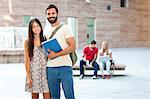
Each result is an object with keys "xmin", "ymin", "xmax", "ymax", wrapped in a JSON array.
[
  {"xmin": 45, "ymin": 4, "xmax": 75, "ymax": 99},
  {"xmin": 79, "ymin": 40, "xmax": 99, "ymax": 79}
]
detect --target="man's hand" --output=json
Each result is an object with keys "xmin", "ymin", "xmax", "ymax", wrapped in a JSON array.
[
  {"xmin": 89, "ymin": 62, "xmax": 93, "ymax": 67},
  {"xmin": 82, "ymin": 57, "xmax": 86, "ymax": 62},
  {"xmin": 47, "ymin": 49, "xmax": 58, "ymax": 59}
]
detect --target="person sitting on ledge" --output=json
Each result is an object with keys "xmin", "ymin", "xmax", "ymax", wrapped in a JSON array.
[
  {"xmin": 79, "ymin": 40, "xmax": 99, "ymax": 79},
  {"xmin": 97, "ymin": 41, "xmax": 113, "ymax": 79}
]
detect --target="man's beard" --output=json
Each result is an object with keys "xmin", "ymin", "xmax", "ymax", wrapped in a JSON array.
[{"xmin": 47, "ymin": 17, "xmax": 58, "ymax": 24}]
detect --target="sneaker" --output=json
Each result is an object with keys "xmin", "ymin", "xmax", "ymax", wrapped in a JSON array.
[
  {"xmin": 101, "ymin": 75, "xmax": 105, "ymax": 79},
  {"xmin": 92, "ymin": 75, "xmax": 98, "ymax": 79},
  {"xmin": 106, "ymin": 75, "xmax": 110, "ymax": 79},
  {"xmin": 79, "ymin": 74, "xmax": 84, "ymax": 79}
]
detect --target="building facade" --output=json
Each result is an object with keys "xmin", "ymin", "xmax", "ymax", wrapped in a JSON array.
[{"xmin": 0, "ymin": 0, "xmax": 150, "ymax": 49}]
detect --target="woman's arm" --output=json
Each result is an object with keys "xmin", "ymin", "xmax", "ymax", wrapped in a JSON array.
[
  {"xmin": 99, "ymin": 49, "xmax": 104, "ymax": 56},
  {"xmin": 24, "ymin": 40, "xmax": 32, "ymax": 87},
  {"xmin": 109, "ymin": 52, "xmax": 113, "ymax": 60}
]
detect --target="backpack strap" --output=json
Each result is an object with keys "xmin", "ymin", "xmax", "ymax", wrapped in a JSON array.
[{"xmin": 49, "ymin": 24, "xmax": 63, "ymax": 39}]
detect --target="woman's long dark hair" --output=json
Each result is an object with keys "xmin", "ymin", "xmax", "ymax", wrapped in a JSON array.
[{"xmin": 27, "ymin": 18, "xmax": 45, "ymax": 60}]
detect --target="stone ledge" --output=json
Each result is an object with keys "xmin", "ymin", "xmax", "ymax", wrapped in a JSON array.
[
  {"xmin": 73, "ymin": 63, "xmax": 126, "ymax": 70},
  {"xmin": 0, "ymin": 49, "xmax": 24, "ymax": 63}
]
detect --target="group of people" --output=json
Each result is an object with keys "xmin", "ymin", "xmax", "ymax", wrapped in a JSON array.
[
  {"xmin": 24, "ymin": 4, "xmax": 75, "ymax": 99},
  {"xmin": 79, "ymin": 40, "xmax": 113, "ymax": 79},
  {"xmin": 24, "ymin": 4, "xmax": 113, "ymax": 99}
]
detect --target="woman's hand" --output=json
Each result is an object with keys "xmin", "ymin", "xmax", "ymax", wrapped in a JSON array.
[{"xmin": 27, "ymin": 77, "xmax": 32, "ymax": 88}]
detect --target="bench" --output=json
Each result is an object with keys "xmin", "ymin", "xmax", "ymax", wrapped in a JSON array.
[{"xmin": 72, "ymin": 63, "xmax": 126, "ymax": 76}]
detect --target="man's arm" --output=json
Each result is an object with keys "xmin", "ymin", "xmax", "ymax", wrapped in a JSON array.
[
  {"xmin": 90, "ymin": 48, "xmax": 98, "ymax": 65},
  {"xmin": 91, "ymin": 53, "xmax": 97, "ymax": 63},
  {"xmin": 48, "ymin": 37, "xmax": 76, "ymax": 59}
]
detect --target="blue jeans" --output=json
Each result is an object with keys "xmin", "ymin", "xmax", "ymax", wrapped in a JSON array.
[
  {"xmin": 47, "ymin": 66, "xmax": 75, "ymax": 99},
  {"xmin": 99, "ymin": 57, "xmax": 111, "ymax": 75},
  {"xmin": 80, "ymin": 60, "xmax": 99, "ymax": 76}
]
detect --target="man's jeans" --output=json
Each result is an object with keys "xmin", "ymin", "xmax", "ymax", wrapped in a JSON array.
[
  {"xmin": 80, "ymin": 60, "xmax": 99, "ymax": 76},
  {"xmin": 47, "ymin": 66, "xmax": 75, "ymax": 99}
]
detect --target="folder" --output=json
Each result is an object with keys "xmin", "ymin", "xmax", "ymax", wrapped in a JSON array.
[{"xmin": 41, "ymin": 38, "xmax": 62, "ymax": 55}]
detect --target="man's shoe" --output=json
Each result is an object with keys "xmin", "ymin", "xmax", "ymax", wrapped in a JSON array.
[
  {"xmin": 79, "ymin": 74, "xmax": 84, "ymax": 79},
  {"xmin": 92, "ymin": 75, "xmax": 98, "ymax": 79}
]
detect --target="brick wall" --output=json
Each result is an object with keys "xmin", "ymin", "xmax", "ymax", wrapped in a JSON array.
[{"xmin": 0, "ymin": 0, "xmax": 150, "ymax": 49}]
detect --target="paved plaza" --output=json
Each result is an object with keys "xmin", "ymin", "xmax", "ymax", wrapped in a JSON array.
[{"xmin": 0, "ymin": 48, "xmax": 150, "ymax": 99}]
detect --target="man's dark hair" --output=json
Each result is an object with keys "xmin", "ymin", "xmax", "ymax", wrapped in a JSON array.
[
  {"xmin": 45, "ymin": 4, "xmax": 58, "ymax": 14},
  {"xmin": 91, "ymin": 40, "xmax": 96, "ymax": 44}
]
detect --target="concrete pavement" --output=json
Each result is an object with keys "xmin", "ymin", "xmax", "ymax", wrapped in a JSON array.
[{"xmin": 0, "ymin": 48, "xmax": 150, "ymax": 99}]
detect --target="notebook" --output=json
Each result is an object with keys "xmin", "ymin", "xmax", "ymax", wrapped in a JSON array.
[{"xmin": 41, "ymin": 38, "xmax": 62, "ymax": 55}]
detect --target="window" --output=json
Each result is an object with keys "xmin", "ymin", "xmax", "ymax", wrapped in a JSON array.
[
  {"xmin": 86, "ymin": 18, "xmax": 95, "ymax": 45},
  {"xmin": 23, "ymin": 16, "xmax": 31, "ymax": 26},
  {"xmin": 67, "ymin": 17, "xmax": 78, "ymax": 36},
  {"xmin": 0, "ymin": 27, "xmax": 27, "ymax": 49},
  {"xmin": 107, "ymin": 5, "xmax": 111, "ymax": 11},
  {"xmin": 120, "ymin": 0, "xmax": 128, "ymax": 8},
  {"xmin": 67, "ymin": 17, "xmax": 78, "ymax": 48}
]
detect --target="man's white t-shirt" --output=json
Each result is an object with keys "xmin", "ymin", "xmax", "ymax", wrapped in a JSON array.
[{"xmin": 44, "ymin": 24, "xmax": 74, "ymax": 67}]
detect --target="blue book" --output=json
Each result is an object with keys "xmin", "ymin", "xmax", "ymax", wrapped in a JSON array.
[{"xmin": 41, "ymin": 38, "xmax": 62, "ymax": 55}]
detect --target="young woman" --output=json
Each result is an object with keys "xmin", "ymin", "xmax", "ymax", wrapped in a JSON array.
[
  {"xmin": 24, "ymin": 18, "xmax": 51, "ymax": 99},
  {"xmin": 97, "ymin": 41, "xmax": 113, "ymax": 79}
]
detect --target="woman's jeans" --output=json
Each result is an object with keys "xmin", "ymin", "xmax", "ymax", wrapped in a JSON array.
[
  {"xmin": 98, "ymin": 57, "xmax": 111, "ymax": 75},
  {"xmin": 99, "ymin": 57, "xmax": 111, "ymax": 75},
  {"xmin": 47, "ymin": 66, "xmax": 75, "ymax": 99}
]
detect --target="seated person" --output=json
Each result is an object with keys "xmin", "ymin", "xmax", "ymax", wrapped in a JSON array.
[
  {"xmin": 79, "ymin": 40, "xmax": 99, "ymax": 79},
  {"xmin": 97, "ymin": 41, "xmax": 113, "ymax": 79}
]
